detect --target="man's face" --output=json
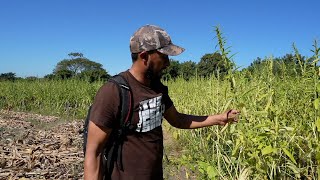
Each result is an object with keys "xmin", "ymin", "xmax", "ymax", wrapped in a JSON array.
[{"xmin": 145, "ymin": 50, "xmax": 170, "ymax": 80}]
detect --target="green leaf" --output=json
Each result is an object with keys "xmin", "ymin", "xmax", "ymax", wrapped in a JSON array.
[
  {"xmin": 253, "ymin": 111, "xmax": 268, "ymax": 116},
  {"xmin": 282, "ymin": 148, "xmax": 297, "ymax": 164},
  {"xmin": 282, "ymin": 127, "xmax": 294, "ymax": 131},
  {"xmin": 286, "ymin": 162, "xmax": 300, "ymax": 178},
  {"xmin": 242, "ymin": 107, "xmax": 248, "ymax": 119},
  {"xmin": 206, "ymin": 134, "xmax": 212, "ymax": 141},
  {"xmin": 315, "ymin": 151, "xmax": 320, "ymax": 161},
  {"xmin": 264, "ymin": 92, "xmax": 273, "ymax": 111},
  {"xmin": 261, "ymin": 145, "xmax": 275, "ymax": 155},
  {"xmin": 173, "ymin": 131, "xmax": 179, "ymax": 140},
  {"xmin": 316, "ymin": 118, "xmax": 320, "ymax": 132},
  {"xmin": 238, "ymin": 167, "xmax": 252, "ymax": 180},
  {"xmin": 223, "ymin": 99, "xmax": 232, "ymax": 111},
  {"xmin": 262, "ymin": 127, "xmax": 271, "ymax": 132},
  {"xmin": 197, "ymin": 161, "xmax": 208, "ymax": 169},
  {"xmin": 199, "ymin": 168, "xmax": 204, "ymax": 174},
  {"xmin": 254, "ymin": 124, "xmax": 268, "ymax": 129},
  {"xmin": 314, "ymin": 98, "xmax": 320, "ymax": 110},
  {"xmin": 237, "ymin": 103, "xmax": 246, "ymax": 108},
  {"xmin": 206, "ymin": 166, "xmax": 217, "ymax": 179},
  {"xmin": 317, "ymin": 83, "xmax": 320, "ymax": 92},
  {"xmin": 232, "ymin": 139, "xmax": 240, "ymax": 156}
]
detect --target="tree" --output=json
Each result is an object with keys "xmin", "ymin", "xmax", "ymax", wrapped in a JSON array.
[
  {"xmin": 53, "ymin": 52, "xmax": 110, "ymax": 81},
  {"xmin": 0, "ymin": 72, "xmax": 16, "ymax": 81},
  {"xmin": 162, "ymin": 59, "xmax": 181, "ymax": 81},
  {"xmin": 78, "ymin": 69, "xmax": 111, "ymax": 83},
  {"xmin": 246, "ymin": 57, "xmax": 264, "ymax": 74},
  {"xmin": 245, "ymin": 54, "xmax": 307, "ymax": 77},
  {"xmin": 55, "ymin": 69, "xmax": 73, "ymax": 79},
  {"xmin": 281, "ymin": 53, "xmax": 306, "ymax": 76},
  {"xmin": 179, "ymin": 61, "xmax": 197, "ymax": 80},
  {"xmin": 197, "ymin": 52, "xmax": 230, "ymax": 78},
  {"xmin": 44, "ymin": 73, "xmax": 56, "ymax": 80},
  {"xmin": 68, "ymin": 52, "xmax": 83, "ymax": 58}
]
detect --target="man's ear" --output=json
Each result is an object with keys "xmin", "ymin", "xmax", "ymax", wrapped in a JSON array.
[{"xmin": 139, "ymin": 51, "xmax": 148, "ymax": 62}]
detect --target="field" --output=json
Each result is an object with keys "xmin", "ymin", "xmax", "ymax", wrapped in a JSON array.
[
  {"xmin": 0, "ymin": 33, "xmax": 319, "ymax": 179},
  {"xmin": 0, "ymin": 59, "xmax": 319, "ymax": 179},
  {"xmin": 166, "ymin": 68, "xmax": 320, "ymax": 179}
]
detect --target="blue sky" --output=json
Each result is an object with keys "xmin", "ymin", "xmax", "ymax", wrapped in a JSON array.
[{"xmin": 0, "ymin": 0, "xmax": 319, "ymax": 77}]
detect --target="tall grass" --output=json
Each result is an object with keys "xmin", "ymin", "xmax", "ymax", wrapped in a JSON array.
[
  {"xmin": 0, "ymin": 79, "xmax": 102, "ymax": 118},
  {"xmin": 166, "ymin": 67, "xmax": 318, "ymax": 179},
  {"xmin": 164, "ymin": 30, "xmax": 319, "ymax": 179}
]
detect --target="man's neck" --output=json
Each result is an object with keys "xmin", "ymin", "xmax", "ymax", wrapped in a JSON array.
[{"xmin": 129, "ymin": 68, "xmax": 151, "ymax": 87}]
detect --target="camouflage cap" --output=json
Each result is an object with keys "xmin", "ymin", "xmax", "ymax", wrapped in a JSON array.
[{"xmin": 130, "ymin": 25, "xmax": 185, "ymax": 56}]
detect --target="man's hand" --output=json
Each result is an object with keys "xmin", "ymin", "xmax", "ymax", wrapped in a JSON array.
[
  {"xmin": 218, "ymin": 109, "xmax": 240, "ymax": 133},
  {"xmin": 217, "ymin": 109, "xmax": 240, "ymax": 126}
]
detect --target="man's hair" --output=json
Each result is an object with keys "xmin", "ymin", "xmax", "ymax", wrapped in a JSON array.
[
  {"xmin": 131, "ymin": 53, "xmax": 138, "ymax": 63},
  {"xmin": 131, "ymin": 50, "xmax": 158, "ymax": 63}
]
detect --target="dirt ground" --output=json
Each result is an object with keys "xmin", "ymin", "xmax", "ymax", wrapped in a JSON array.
[
  {"xmin": 0, "ymin": 110, "xmax": 83, "ymax": 179},
  {"xmin": 0, "ymin": 110, "xmax": 194, "ymax": 180}
]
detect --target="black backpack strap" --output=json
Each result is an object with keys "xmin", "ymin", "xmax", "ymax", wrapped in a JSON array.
[
  {"xmin": 109, "ymin": 75, "xmax": 133, "ymax": 127},
  {"xmin": 104, "ymin": 74, "xmax": 134, "ymax": 176}
]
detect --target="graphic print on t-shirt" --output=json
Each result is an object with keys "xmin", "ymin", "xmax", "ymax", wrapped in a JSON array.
[{"xmin": 136, "ymin": 95, "xmax": 165, "ymax": 132}]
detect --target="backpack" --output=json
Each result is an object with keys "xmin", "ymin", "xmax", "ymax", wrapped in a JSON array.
[{"xmin": 83, "ymin": 74, "xmax": 134, "ymax": 179}]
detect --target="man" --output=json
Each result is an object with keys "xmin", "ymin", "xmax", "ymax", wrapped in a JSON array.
[{"xmin": 84, "ymin": 24, "xmax": 239, "ymax": 180}]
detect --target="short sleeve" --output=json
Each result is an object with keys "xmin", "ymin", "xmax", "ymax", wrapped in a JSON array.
[
  {"xmin": 162, "ymin": 86, "xmax": 173, "ymax": 110},
  {"xmin": 89, "ymin": 82, "xmax": 120, "ymax": 129}
]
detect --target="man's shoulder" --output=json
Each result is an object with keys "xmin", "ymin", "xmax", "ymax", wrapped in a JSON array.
[
  {"xmin": 98, "ymin": 78, "xmax": 121, "ymax": 95},
  {"xmin": 105, "ymin": 71, "xmax": 131, "ymax": 90},
  {"xmin": 110, "ymin": 71, "xmax": 130, "ymax": 82}
]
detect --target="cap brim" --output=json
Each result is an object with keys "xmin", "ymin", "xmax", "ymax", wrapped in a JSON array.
[{"xmin": 158, "ymin": 44, "xmax": 185, "ymax": 56}]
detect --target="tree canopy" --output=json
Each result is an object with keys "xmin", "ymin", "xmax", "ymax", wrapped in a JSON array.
[
  {"xmin": 179, "ymin": 61, "xmax": 197, "ymax": 80},
  {"xmin": 0, "ymin": 72, "xmax": 16, "ymax": 81},
  {"xmin": 50, "ymin": 52, "xmax": 110, "ymax": 81},
  {"xmin": 197, "ymin": 52, "xmax": 232, "ymax": 78},
  {"xmin": 245, "ymin": 53, "xmax": 307, "ymax": 77},
  {"xmin": 162, "ymin": 59, "xmax": 181, "ymax": 81}
]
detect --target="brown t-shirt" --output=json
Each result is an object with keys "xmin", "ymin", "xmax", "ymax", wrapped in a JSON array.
[{"xmin": 90, "ymin": 70, "xmax": 173, "ymax": 180}]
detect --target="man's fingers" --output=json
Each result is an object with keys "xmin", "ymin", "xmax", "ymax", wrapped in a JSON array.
[
  {"xmin": 231, "ymin": 110, "xmax": 240, "ymax": 114},
  {"xmin": 226, "ymin": 109, "xmax": 240, "ymax": 123}
]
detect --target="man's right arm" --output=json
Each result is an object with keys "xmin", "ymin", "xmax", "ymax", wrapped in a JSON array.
[{"xmin": 84, "ymin": 121, "xmax": 112, "ymax": 180}]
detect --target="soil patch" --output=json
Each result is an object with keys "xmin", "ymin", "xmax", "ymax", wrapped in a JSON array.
[{"xmin": 0, "ymin": 110, "xmax": 83, "ymax": 179}]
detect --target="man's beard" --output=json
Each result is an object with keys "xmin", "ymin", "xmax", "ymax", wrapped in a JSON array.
[{"xmin": 146, "ymin": 62, "xmax": 162, "ymax": 81}]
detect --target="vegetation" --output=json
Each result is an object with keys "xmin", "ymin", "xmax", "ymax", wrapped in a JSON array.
[
  {"xmin": 1, "ymin": 52, "xmax": 111, "ymax": 83},
  {"xmin": 0, "ymin": 72, "xmax": 17, "ymax": 81},
  {"xmin": 166, "ymin": 66, "xmax": 319, "ymax": 179},
  {"xmin": 0, "ymin": 79, "xmax": 101, "ymax": 118},
  {"xmin": 51, "ymin": 52, "xmax": 111, "ymax": 82},
  {"xmin": 164, "ymin": 30, "xmax": 320, "ymax": 179},
  {"xmin": 0, "ymin": 27, "xmax": 319, "ymax": 179}
]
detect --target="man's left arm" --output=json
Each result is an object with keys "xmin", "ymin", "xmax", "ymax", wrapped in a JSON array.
[{"xmin": 164, "ymin": 105, "xmax": 239, "ymax": 129}]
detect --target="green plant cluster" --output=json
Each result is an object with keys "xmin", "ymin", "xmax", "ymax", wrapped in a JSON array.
[
  {"xmin": 167, "ymin": 68, "xmax": 319, "ymax": 179},
  {"xmin": 0, "ymin": 79, "xmax": 102, "ymax": 118},
  {"xmin": 164, "ymin": 28, "xmax": 320, "ymax": 179}
]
